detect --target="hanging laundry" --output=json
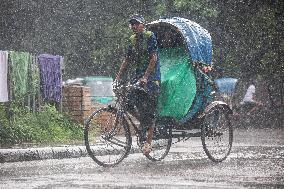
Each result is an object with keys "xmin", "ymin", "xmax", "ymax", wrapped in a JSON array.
[
  {"xmin": 9, "ymin": 51, "xmax": 30, "ymax": 100},
  {"xmin": 38, "ymin": 54, "xmax": 62, "ymax": 103},
  {"xmin": 29, "ymin": 54, "xmax": 40, "ymax": 95},
  {"xmin": 0, "ymin": 51, "xmax": 9, "ymax": 102}
]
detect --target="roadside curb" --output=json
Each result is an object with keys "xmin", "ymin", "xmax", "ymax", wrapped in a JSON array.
[
  {"xmin": 0, "ymin": 146, "xmax": 88, "ymax": 163},
  {"xmin": 0, "ymin": 144, "xmax": 142, "ymax": 163}
]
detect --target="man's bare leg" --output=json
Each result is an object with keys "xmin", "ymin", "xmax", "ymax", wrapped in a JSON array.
[
  {"xmin": 146, "ymin": 126, "xmax": 154, "ymax": 144},
  {"xmin": 143, "ymin": 125, "xmax": 154, "ymax": 155}
]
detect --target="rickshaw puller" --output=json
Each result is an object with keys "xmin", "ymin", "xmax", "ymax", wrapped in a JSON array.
[{"xmin": 115, "ymin": 14, "xmax": 161, "ymax": 155}]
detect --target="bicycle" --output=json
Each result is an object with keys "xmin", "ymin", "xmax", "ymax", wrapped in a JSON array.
[
  {"xmin": 232, "ymin": 101, "xmax": 275, "ymax": 129},
  {"xmin": 84, "ymin": 81, "xmax": 172, "ymax": 167}
]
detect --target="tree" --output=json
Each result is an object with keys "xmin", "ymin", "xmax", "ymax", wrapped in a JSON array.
[{"xmin": 1, "ymin": 0, "xmax": 283, "ymax": 125}]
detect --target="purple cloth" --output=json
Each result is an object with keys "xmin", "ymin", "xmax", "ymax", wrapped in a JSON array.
[{"xmin": 38, "ymin": 54, "xmax": 62, "ymax": 103}]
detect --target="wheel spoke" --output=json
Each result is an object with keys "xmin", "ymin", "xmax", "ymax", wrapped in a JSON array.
[
  {"xmin": 103, "ymin": 136, "xmax": 129, "ymax": 148},
  {"xmin": 201, "ymin": 106, "xmax": 233, "ymax": 162},
  {"xmin": 84, "ymin": 107, "xmax": 131, "ymax": 167}
]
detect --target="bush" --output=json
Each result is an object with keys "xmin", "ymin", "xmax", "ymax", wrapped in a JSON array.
[{"xmin": 0, "ymin": 103, "xmax": 83, "ymax": 147}]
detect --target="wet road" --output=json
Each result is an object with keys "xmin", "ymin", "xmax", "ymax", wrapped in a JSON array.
[{"xmin": 0, "ymin": 128, "xmax": 283, "ymax": 189}]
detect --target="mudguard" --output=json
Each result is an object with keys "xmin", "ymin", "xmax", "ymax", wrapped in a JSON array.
[{"xmin": 198, "ymin": 101, "xmax": 233, "ymax": 119}]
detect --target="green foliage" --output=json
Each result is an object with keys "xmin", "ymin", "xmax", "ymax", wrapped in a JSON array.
[
  {"xmin": 0, "ymin": 104, "xmax": 83, "ymax": 146},
  {"xmin": 90, "ymin": 20, "xmax": 132, "ymax": 77},
  {"xmin": 174, "ymin": 0, "xmax": 218, "ymax": 18},
  {"xmin": 156, "ymin": 2, "xmax": 167, "ymax": 15},
  {"xmin": 1, "ymin": 0, "xmax": 282, "ymax": 80},
  {"xmin": 207, "ymin": 1, "xmax": 283, "ymax": 81},
  {"xmin": 0, "ymin": 0, "xmax": 282, "ymax": 122}
]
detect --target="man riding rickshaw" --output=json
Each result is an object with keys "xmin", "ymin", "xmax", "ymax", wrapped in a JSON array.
[{"xmin": 84, "ymin": 15, "xmax": 234, "ymax": 167}]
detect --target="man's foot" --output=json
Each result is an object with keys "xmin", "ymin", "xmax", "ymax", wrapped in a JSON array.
[{"xmin": 142, "ymin": 143, "xmax": 152, "ymax": 155}]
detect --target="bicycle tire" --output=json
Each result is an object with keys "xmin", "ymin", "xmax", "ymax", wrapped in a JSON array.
[
  {"xmin": 201, "ymin": 105, "xmax": 233, "ymax": 162},
  {"xmin": 84, "ymin": 106, "xmax": 132, "ymax": 167},
  {"xmin": 144, "ymin": 119, "xmax": 172, "ymax": 161}
]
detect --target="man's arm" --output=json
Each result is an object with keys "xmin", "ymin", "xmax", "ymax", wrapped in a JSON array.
[
  {"xmin": 116, "ymin": 57, "xmax": 130, "ymax": 81},
  {"xmin": 140, "ymin": 32, "xmax": 158, "ymax": 85},
  {"xmin": 141, "ymin": 53, "xmax": 157, "ymax": 84}
]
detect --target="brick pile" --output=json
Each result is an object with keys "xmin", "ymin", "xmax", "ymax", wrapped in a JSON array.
[{"xmin": 62, "ymin": 85, "xmax": 93, "ymax": 124}]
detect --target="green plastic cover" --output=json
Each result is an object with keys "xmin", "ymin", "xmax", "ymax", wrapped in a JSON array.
[{"xmin": 157, "ymin": 47, "xmax": 196, "ymax": 120}]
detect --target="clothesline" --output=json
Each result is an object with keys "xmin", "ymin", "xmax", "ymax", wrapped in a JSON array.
[{"xmin": 0, "ymin": 50, "xmax": 63, "ymax": 104}]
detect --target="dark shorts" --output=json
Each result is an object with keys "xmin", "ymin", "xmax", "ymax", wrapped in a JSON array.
[
  {"xmin": 242, "ymin": 101, "xmax": 256, "ymax": 112},
  {"xmin": 127, "ymin": 81, "xmax": 160, "ymax": 129}
]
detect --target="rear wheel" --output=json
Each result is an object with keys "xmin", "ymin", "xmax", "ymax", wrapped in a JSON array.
[
  {"xmin": 144, "ymin": 119, "xmax": 172, "ymax": 161},
  {"xmin": 201, "ymin": 105, "xmax": 233, "ymax": 162},
  {"xmin": 84, "ymin": 106, "xmax": 131, "ymax": 167}
]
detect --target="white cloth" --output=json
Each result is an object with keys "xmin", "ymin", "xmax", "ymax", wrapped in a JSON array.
[
  {"xmin": 242, "ymin": 84, "xmax": 256, "ymax": 103},
  {"xmin": 0, "ymin": 51, "xmax": 9, "ymax": 102}
]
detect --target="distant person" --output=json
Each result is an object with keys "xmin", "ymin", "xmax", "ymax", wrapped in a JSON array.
[
  {"xmin": 241, "ymin": 84, "xmax": 263, "ymax": 115},
  {"xmin": 115, "ymin": 14, "xmax": 161, "ymax": 155}
]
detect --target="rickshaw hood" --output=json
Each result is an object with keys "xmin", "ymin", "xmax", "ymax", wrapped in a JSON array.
[{"xmin": 147, "ymin": 17, "xmax": 212, "ymax": 65}]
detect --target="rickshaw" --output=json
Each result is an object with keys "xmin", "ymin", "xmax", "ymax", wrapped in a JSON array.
[{"xmin": 84, "ymin": 17, "xmax": 233, "ymax": 167}]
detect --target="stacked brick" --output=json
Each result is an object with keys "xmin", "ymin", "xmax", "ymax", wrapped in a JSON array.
[
  {"xmin": 61, "ymin": 85, "xmax": 135, "ymax": 135},
  {"xmin": 62, "ymin": 85, "xmax": 93, "ymax": 124}
]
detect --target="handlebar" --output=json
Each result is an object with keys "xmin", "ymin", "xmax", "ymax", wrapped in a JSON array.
[{"xmin": 113, "ymin": 81, "xmax": 146, "ymax": 96}]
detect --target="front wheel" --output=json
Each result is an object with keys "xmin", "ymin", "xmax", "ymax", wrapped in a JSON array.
[
  {"xmin": 201, "ymin": 105, "xmax": 233, "ymax": 162},
  {"xmin": 84, "ymin": 106, "xmax": 132, "ymax": 167}
]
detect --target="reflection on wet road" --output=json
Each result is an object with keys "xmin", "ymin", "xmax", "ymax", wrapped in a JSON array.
[{"xmin": 0, "ymin": 128, "xmax": 283, "ymax": 188}]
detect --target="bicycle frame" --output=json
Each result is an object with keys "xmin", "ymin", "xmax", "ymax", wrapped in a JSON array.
[{"xmin": 113, "ymin": 83, "xmax": 149, "ymax": 141}]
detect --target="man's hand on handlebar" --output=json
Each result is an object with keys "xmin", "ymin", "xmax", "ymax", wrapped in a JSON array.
[{"xmin": 139, "ymin": 77, "xmax": 147, "ymax": 87}]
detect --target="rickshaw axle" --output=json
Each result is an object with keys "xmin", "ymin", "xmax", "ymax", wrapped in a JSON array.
[{"xmin": 171, "ymin": 129, "xmax": 201, "ymax": 139}]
